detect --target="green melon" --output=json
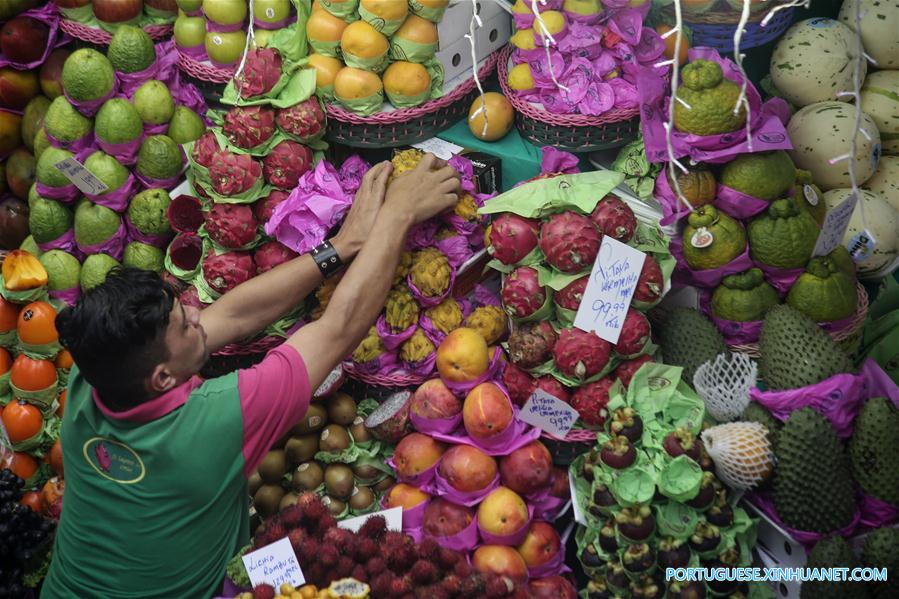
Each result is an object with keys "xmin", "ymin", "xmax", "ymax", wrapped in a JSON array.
[
  {"xmin": 107, "ymin": 25, "xmax": 156, "ymax": 74},
  {"xmin": 43, "ymin": 96, "xmax": 93, "ymax": 144},
  {"xmin": 61, "ymin": 48, "xmax": 116, "ymax": 102},
  {"xmin": 35, "ymin": 146, "xmax": 75, "ymax": 188},
  {"xmin": 136, "ymin": 135, "xmax": 184, "ymax": 180},
  {"xmin": 95, "ymin": 98, "xmax": 143, "ymax": 145},
  {"xmin": 133, "ymin": 80, "xmax": 175, "ymax": 125}
]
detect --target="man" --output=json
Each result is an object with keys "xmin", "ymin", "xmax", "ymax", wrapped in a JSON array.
[{"xmin": 41, "ymin": 155, "xmax": 461, "ymax": 598}]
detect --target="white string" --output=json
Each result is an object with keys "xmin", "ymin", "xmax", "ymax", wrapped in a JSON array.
[
  {"xmin": 732, "ymin": 0, "xmax": 753, "ymax": 152},
  {"xmin": 233, "ymin": 0, "xmax": 257, "ymax": 102},
  {"xmin": 465, "ymin": 0, "xmax": 489, "ymax": 137},
  {"xmin": 760, "ymin": 0, "xmax": 809, "ymax": 28},
  {"xmin": 530, "ymin": 0, "xmax": 568, "ymax": 92},
  {"xmin": 664, "ymin": 0, "xmax": 694, "ymax": 212}
]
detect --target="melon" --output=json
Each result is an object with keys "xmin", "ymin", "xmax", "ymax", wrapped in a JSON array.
[
  {"xmin": 860, "ymin": 70, "xmax": 899, "ymax": 156},
  {"xmin": 863, "ymin": 155, "xmax": 899, "ymax": 214},
  {"xmin": 823, "ymin": 188, "xmax": 898, "ymax": 277},
  {"xmin": 787, "ymin": 101, "xmax": 881, "ymax": 190},
  {"xmin": 770, "ymin": 18, "xmax": 864, "ymax": 108},
  {"xmin": 838, "ymin": 0, "xmax": 899, "ymax": 70}
]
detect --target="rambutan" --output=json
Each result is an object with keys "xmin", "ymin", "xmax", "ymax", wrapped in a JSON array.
[
  {"xmin": 383, "ymin": 531, "xmax": 409, "ymax": 548},
  {"xmin": 460, "ymin": 574, "xmax": 484, "ymax": 595},
  {"xmin": 351, "ymin": 565, "xmax": 369, "ymax": 583},
  {"xmin": 319, "ymin": 545, "xmax": 339, "ymax": 568},
  {"xmin": 300, "ymin": 499, "xmax": 327, "ymax": 523},
  {"xmin": 416, "ymin": 538, "xmax": 440, "ymax": 560},
  {"xmin": 419, "ymin": 584, "xmax": 451, "ymax": 599},
  {"xmin": 485, "ymin": 574, "xmax": 515, "ymax": 597},
  {"xmin": 387, "ymin": 544, "xmax": 416, "ymax": 573},
  {"xmin": 410, "ymin": 560, "xmax": 439, "ymax": 585},
  {"xmin": 324, "ymin": 527, "xmax": 354, "ymax": 551},
  {"xmin": 440, "ymin": 574, "xmax": 463, "ymax": 596},
  {"xmin": 389, "ymin": 578, "xmax": 413, "ymax": 595},
  {"xmin": 437, "ymin": 547, "xmax": 461, "ymax": 571},
  {"xmin": 315, "ymin": 513, "xmax": 338, "ymax": 535},
  {"xmin": 336, "ymin": 556, "xmax": 355, "ymax": 578},
  {"xmin": 371, "ymin": 573, "xmax": 396, "ymax": 597},
  {"xmin": 305, "ymin": 562, "xmax": 326, "ymax": 587},
  {"xmin": 366, "ymin": 557, "xmax": 387, "ymax": 577},
  {"xmin": 297, "ymin": 537, "xmax": 320, "ymax": 560},
  {"xmin": 287, "ymin": 528, "xmax": 304, "ymax": 549},
  {"xmin": 253, "ymin": 583, "xmax": 276, "ymax": 599},
  {"xmin": 280, "ymin": 504, "xmax": 303, "ymax": 528},
  {"xmin": 354, "ymin": 538, "xmax": 378, "ymax": 562},
  {"xmin": 453, "ymin": 560, "xmax": 473, "ymax": 579},
  {"xmin": 359, "ymin": 515, "xmax": 387, "ymax": 539}
]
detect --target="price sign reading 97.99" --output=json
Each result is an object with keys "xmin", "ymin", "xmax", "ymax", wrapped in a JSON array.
[{"xmin": 573, "ymin": 237, "xmax": 646, "ymax": 345}]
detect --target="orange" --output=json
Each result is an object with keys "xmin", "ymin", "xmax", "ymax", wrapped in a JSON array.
[
  {"xmin": 383, "ymin": 61, "xmax": 430, "ymax": 98},
  {"xmin": 17, "ymin": 301, "xmax": 58, "ymax": 345},
  {"xmin": 1, "ymin": 400, "xmax": 43, "ymax": 443},
  {"xmin": 467, "ymin": 92, "xmax": 514, "ymax": 142},
  {"xmin": 10, "ymin": 354, "xmax": 57, "ymax": 391},
  {"xmin": 306, "ymin": 9, "xmax": 349, "ymax": 43},
  {"xmin": 0, "ymin": 347, "xmax": 11, "ymax": 376},
  {"xmin": 393, "ymin": 14, "xmax": 437, "ymax": 45},
  {"xmin": 307, "ymin": 53, "xmax": 343, "ymax": 90},
  {"xmin": 656, "ymin": 24, "xmax": 689, "ymax": 65},
  {"xmin": 334, "ymin": 67, "xmax": 383, "ymax": 100},
  {"xmin": 340, "ymin": 21, "xmax": 388, "ymax": 59}
]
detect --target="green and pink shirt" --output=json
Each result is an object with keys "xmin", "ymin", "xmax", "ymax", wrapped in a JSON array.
[{"xmin": 40, "ymin": 345, "xmax": 310, "ymax": 599}]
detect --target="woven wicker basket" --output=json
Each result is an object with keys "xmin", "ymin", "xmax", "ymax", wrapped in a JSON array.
[
  {"xmin": 542, "ymin": 431, "xmax": 597, "ymax": 466},
  {"xmin": 60, "ymin": 19, "xmax": 173, "ymax": 45},
  {"xmin": 325, "ymin": 52, "xmax": 500, "ymax": 149},
  {"xmin": 497, "ymin": 47, "xmax": 640, "ymax": 153},
  {"xmin": 176, "ymin": 49, "xmax": 236, "ymax": 84},
  {"xmin": 660, "ymin": 2, "xmax": 795, "ymax": 52}
]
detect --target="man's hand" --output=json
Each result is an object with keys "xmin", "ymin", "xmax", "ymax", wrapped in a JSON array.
[
  {"xmin": 331, "ymin": 161, "xmax": 393, "ymax": 261},
  {"xmin": 385, "ymin": 153, "xmax": 461, "ymax": 224}
]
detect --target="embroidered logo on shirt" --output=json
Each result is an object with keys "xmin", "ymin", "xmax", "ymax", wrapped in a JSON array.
[{"xmin": 82, "ymin": 437, "xmax": 146, "ymax": 484}]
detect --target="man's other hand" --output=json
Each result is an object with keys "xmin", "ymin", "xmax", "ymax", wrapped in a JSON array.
[{"xmin": 385, "ymin": 153, "xmax": 461, "ymax": 224}]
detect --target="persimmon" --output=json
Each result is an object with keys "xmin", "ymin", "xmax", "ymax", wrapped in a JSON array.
[
  {"xmin": 56, "ymin": 389, "xmax": 66, "ymax": 418},
  {"xmin": 5, "ymin": 451, "xmax": 38, "ymax": 480},
  {"xmin": 49, "ymin": 438, "xmax": 63, "ymax": 477},
  {"xmin": 17, "ymin": 301, "xmax": 58, "ymax": 345},
  {"xmin": 9, "ymin": 354, "xmax": 57, "ymax": 391},
  {"xmin": 0, "ymin": 296, "xmax": 19, "ymax": 332},
  {"xmin": 1, "ymin": 250, "xmax": 48, "ymax": 291},
  {"xmin": 1, "ymin": 400, "xmax": 43, "ymax": 443},
  {"xmin": 19, "ymin": 490, "xmax": 45, "ymax": 513},
  {"xmin": 656, "ymin": 23, "xmax": 690, "ymax": 66},
  {"xmin": 0, "ymin": 347, "xmax": 11, "ymax": 376},
  {"xmin": 55, "ymin": 348, "xmax": 74, "ymax": 370}
]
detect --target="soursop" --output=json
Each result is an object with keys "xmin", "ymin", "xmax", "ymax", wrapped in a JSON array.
[
  {"xmin": 862, "ymin": 527, "xmax": 899, "ymax": 599},
  {"xmin": 800, "ymin": 536, "xmax": 868, "ymax": 599},
  {"xmin": 772, "ymin": 408, "xmax": 856, "ymax": 533},
  {"xmin": 659, "ymin": 307, "xmax": 729, "ymax": 387},
  {"xmin": 741, "ymin": 401, "xmax": 782, "ymax": 450},
  {"xmin": 758, "ymin": 305, "xmax": 854, "ymax": 390},
  {"xmin": 849, "ymin": 397, "xmax": 899, "ymax": 506}
]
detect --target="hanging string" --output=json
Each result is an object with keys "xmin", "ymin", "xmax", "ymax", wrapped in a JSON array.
[
  {"xmin": 233, "ymin": 0, "xmax": 257, "ymax": 102},
  {"xmin": 732, "ymin": 0, "xmax": 753, "ymax": 152},
  {"xmin": 465, "ymin": 0, "xmax": 489, "ymax": 136},
  {"xmin": 663, "ymin": 0, "xmax": 694, "ymax": 212},
  {"xmin": 760, "ymin": 0, "xmax": 809, "ymax": 28}
]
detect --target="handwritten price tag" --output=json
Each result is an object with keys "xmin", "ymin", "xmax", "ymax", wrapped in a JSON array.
[
  {"xmin": 242, "ymin": 537, "xmax": 305, "ymax": 589},
  {"xmin": 412, "ymin": 138, "xmax": 464, "ymax": 161},
  {"xmin": 54, "ymin": 157, "xmax": 109, "ymax": 196},
  {"xmin": 574, "ymin": 237, "xmax": 647, "ymax": 345},
  {"xmin": 337, "ymin": 507, "xmax": 403, "ymax": 534},
  {"xmin": 812, "ymin": 192, "xmax": 857, "ymax": 257},
  {"xmin": 519, "ymin": 389, "xmax": 579, "ymax": 439}
]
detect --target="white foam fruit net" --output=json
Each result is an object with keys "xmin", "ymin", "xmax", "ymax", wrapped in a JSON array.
[
  {"xmin": 701, "ymin": 422, "xmax": 775, "ymax": 491},
  {"xmin": 693, "ymin": 352, "xmax": 758, "ymax": 422}
]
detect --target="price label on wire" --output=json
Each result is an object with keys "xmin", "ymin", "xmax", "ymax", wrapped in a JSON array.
[
  {"xmin": 812, "ymin": 192, "xmax": 857, "ymax": 258},
  {"xmin": 54, "ymin": 157, "xmax": 108, "ymax": 196}
]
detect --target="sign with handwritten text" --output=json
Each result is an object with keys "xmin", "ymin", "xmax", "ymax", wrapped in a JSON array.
[
  {"xmin": 574, "ymin": 237, "xmax": 646, "ymax": 344},
  {"xmin": 337, "ymin": 507, "xmax": 403, "ymax": 534},
  {"xmin": 519, "ymin": 389, "xmax": 579, "ymax": 439},
  {"xmin": 242, "ymin": 537, "xmax": 305, "ymax": 589},
  {"xmin": 54, "ymin": 157, "xmax": 109, "ymax": 196},
  {"xmin": 812, "ymin": 192, "xmax": 857, "ymax": 257}
]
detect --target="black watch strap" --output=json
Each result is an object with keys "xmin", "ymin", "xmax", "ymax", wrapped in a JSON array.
[{"xmin": 312, "ymin": 241, "xmax": 344, "ymax": 278}]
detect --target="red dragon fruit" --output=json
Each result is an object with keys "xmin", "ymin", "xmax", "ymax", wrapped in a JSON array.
[
  {"xmin": 591, "ymin": 195, "xmax": 636, "ymax": 243},
  {"xmin": 487, "ymin": 213, "xmax": 539, "ymax": 265},
  {"xmin": 235, "ymin": 47, "xmax": 283, "ymax": 97},
  {"xmin": 614, "ymin": 309, "xmax": 651, "ymax": 357},
  {"xmin": 276, "ymin": 96, "xmax": 327, "ymax": 142},
  {"xmin": 633, "ymin": 254, "xmax": 663, "ymax": 305},
  {"xmin": 203, "ymin": 251, "xmax": 255, "ymax": 295},
  {"xmin": 168, "ymin": 233, "xmax": 204, "ymax": 271},
  {"xmin": 254, "ymin": 240, "xmax": 298, "ymax": 273},
  {"xmin": 534, "ymin": 376, "xmax": 571, "ymax": 403},
  {"xmin": 615, "ymin": 354, "xmax": 655, "ymax": 389},
  {"xmin": 263, "ymin": 140, "xmax": 313, "ymax": 189},
  {"xmin": 179, "ymin": 285, "xmax": 204, "ymax": 310},
  {"xmin": 204, "ymin": 203, "xmax": 258, "ymax": 249},
  {"xmin": 501, "ymin": 266, "xmax": 547, "ymax": 319},
  {"xmin": 162, "ymin": 271, "xmax": 188, "ymax": 294},
  {"xmin": 191, "ymin": 131, "xmax": 221, "ymax": 168},
  {"xmin": 502, "ymin": 362, "xmax": 536, "ymax": 407},
  {"xmin": 553, "ymin": 327, "xmax": 612, "ymax": 380},
  {"xmin": 508, "ymin": 321, "xmax": 558, "ymax": 369},
  {"xmin": 539, "ymin": 211, "xmax": 602, "ymax": 273},
  {"xmin": 167, "ymin": 194, "xmax": 204, "ymax": 234},
  {"xmin": 554, "ymin": 275, "xmax": 589, "ymax": 311},
  {"xmin": 209, "ymin": 152, "xmax": 263, "ymax": 197},
  {"xmin": 253, "ymin": 189, "xmax": 290, "ymax": 224},
  {"xmin": 570, "ymin": 377, "xmax": 615, "ymax": 426},
  {"xmin": 223, "ymin": 105, "xmax": 276, "ymax": 149}
]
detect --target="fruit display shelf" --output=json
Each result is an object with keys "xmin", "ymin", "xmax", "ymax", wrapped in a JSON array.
[
  {"xmin": 497, "ymin": 47, "xmax": 641, "ymax": 154},
  {"xmin": 59, "ymin": 19, "xmax": 173, "ymax": 45},
  {"xmin": 324, "ymin": 51, "xmax": 500, "ymax": 149},
  {"xmin": 176, "ymin": 46, "xmax": 236, "ymax": 85},
  {"xmin": 659, "ymin": 2, "xmax": 796, "ymax": 53}
]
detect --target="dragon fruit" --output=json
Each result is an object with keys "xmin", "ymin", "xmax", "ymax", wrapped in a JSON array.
[
  {"xmin": 633, "ymin": 254, "xmax": 664, "ymax": 305},
  {"xmin": 534, "ymin": 376, "xmax": 571, "ymax": 403},
  {"xmin": 162, "ymin": 271, "xmax": 188, "ymax": 294},
  {"xmin": 409, "ymin": 248, "xmax": 452, "ymax": 298},
  {"xmin": 276, "ymin": 96, "xmax": 327, "ymax": 142},
  {"xmin": 503, "ymin": 362, "xmax": 536, "ymax": 407},
  {"xmin": 464, "ymin": 305, "xmax": 507, "ymax": 345},
  {"xmin": 424, "ymin": 298, "xmax": 463, "ymax": 334},
  {"xmin": 209, "ymin": 152, "xmax": 263, "ymax": 197},
  {"xmin": 453, "ymin": 194, "xmax": 479, "ymax": 222},
  {"xmin": 508, "ymin": 321, "xmax": 557, "ymax": 369},
  {"xmin": 263, "ymin": 140, "xmax": 313, "ymax": 190},
  {"xmin": 591, "ymin": 195, "xmax": 636, "ymax": 243},
  {"xmin": 615, "ymin": 355, "xmax": 655, "ymax": 389},
  {"xmin": 364, "ymin": 390, "xmax": 412, "ymax": 443},
  {"xmin": 555, "ymin": 275, "xmax": 589, "ymax": 311},
  {"xmin": 501, "ymin": 266, "xmax": 547, "ymax": 319},
  {"xmin": 400, "ymin": 328, "xmax": 435, "ymax": 364},
  {"xmin": 204, "ymin": 203, "xmax": 258, "ymax": 249},
  {"xmin": 179, "ymin": 285, "xmax": 204, "ymax": 310},
  {"xmin": 223, "ymin": 105, "xmax": 276, "ymax": 149},
  {"xmin": 235, "ymin": 47, "xmax": 283, "ymax": 98},
  {"xmin": 191, "ymin": 131, "xmax": 221, "ymax": 168},
  {"xmin": 168, "ymin": 233, "xmax": 204, "ymax": 271},
  {"xmin": 203, "ymin": 251, "xmax": 255, "ymax": 295},
  {"xmin": 488, "ymin": 213, "xmax": 540, "ymax": 265},
  {"xmin": 553, "ymin": 328, "xmax": 612, "ymax": 380},
  {"xmin": 615, "ymin": 309, "xmax": 651, "ymax": 357},
  {"xmin": 253, "ymin": 189, "xmax": 289, "ymax": 225},
  {"xmin": 167, "ymin": 194, "xmax": 204, "ymax": 234},
  {"xmin": 254, "ymin": 240, "xmax": 298, "ymax": 273},
  {"xmin": 570, "ymin": 377, "xmax": 614, "ymax": 427},
  {"xmin": 539, "ymin": 211, "xmax": 602, "ymax": 273}
]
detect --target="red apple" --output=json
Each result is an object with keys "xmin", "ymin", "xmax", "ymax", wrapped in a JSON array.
[
  {"xmin": 0, "ymin": 68, "xmax": 39, "ymax": 111},
  {"xmin": 0, "ymin": 196, "xmax": 29, "ymax": 250},
  {"xmin": 499, "ymin": 441, "xmax": 553, "ymax": 496},
  {"xmin": 472, "ymin": 545, "xmax": 528, "ymax": 582},
  {"xmin": 412, "ymin": 378, "xmax": 462, "ymax": 420},
  {"xmin": 39, "ymin": 49, "xmax": 70, "ymax": 100},
  {"xmin": 92, "ymin": 0, "xmax": 143, "ymax": 23},
  {"xmin": 516, "ymin": 521, "xmax": 561, "ymax": 568},
  {"xmin": 1, "ymin": 17, "xmax": 49, "ymax": 64},
  {"xmin": 438, "ymin": 444, "xmax": 497, "ymax": 493},
  {"xmin": 423, "ymin": 498, "xmax": 474, "ymax": 537}
]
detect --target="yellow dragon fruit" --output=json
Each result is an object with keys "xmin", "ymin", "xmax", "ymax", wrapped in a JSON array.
[
  {"xmin": 465, "ymin": 305, "xmax": 507, "ymax": 345},
  {"xmin": 436, "ymin": 228, "xmax": 458, "ymax": 241},
  {"xmin": 385, "ymin": 285, "xmax": 420, "ymax": 331},
  {"xmin": 409, "ymin": 248, "xmax": 452, "ymax": 298},
  {"xmin": 399, "ymin": 328, "xmax": 435, "ymax": 363},
  {"xmin": 311, "ymin": 273, "xmax": 342, "ymax": 320},
  {"xmin": 391, "ymin": 148, "xmax": 424, "ymax": 179},
  {"xmin": 454, "ymin": 193, "xmax": 479, "ymax": 222},
  {"xmin": 425, "ymin": 298, "xmax": 463, "ymax": 334},
  {"xmin": 393, "ymin": 250, "xmax": 413, "ymax": 286},
  {"xmin": 353, "ymin": 326, "xmax": 388, "ymax": 363}
]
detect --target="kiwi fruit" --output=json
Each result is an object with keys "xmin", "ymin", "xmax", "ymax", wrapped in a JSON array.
[
  {"xmin": 352, "ymin": 459, "xmax": 381, "ymax": 482},
  {"xmin": 285, "ymin": 435, "xmax": 319, "ymax": 464},
  {"xmin": 280, "ymin": 492, "xmax": 299, "ymax": 510},
  {"xmin": 322, "ymin": 495, "xmax": 347, "ymax": 517},
  {"xmin": 327, "ymin": 393, "xmax": 358, "ymax": 426},
  {"xmin": 258, "ymin": 450, "xmax": 288, "ymax": 484},
  {"xmin": 349, "ymin": 486, "xmax": 376, "ymax": 512},
  {"xmin": 349, "ymin": 416, "xmax": 372, "ymax": 443},
  {"xmin": 324, "ymin": 463, "xmax": 355, "ymax": 500},
  {"xmin": 319, "ymin": 425, "xmax": 351, "ymax": 453},
  {"xmin": 248, "ymin": 471, "xmax": 263, "ymax": 496},
  {"xmin": 292, "ymin": 403, "xmax": 328, "ymax": 436},
  {"xmin": 293, "ymin": 461, "xmax": 324, "ymax": 491},
  {"xmin": 254, "ymin": 484, "xmax": 285, "ymax": 518},
  {"xmin": 373, "ymin": 476, "xmax": 395, "ymax": 493}
]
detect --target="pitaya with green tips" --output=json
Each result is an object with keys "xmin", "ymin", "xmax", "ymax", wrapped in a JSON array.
[
  {"xmin": 254, "ymin": 241, "xmax": 298, "ymax": 273},
  {"xmin": 553, "ymin": 327, "xmax": 612, "ymax": 380},
  {"xmin": 615, "ymin": 309, "xmax": 651, "ymax": 357},
  {"xmin": 179, "ymin": 285, "xmax": 204, "ymax": 310},
  {"xmin": 263, "ymin": 140, "xmax": 313, "ymax": 190},
  {"xmin": 223, "ymin": 105, "xmax": 276, "ymax": 149},
  {"xmin": 209, "ymin": 152, "xmax": 262, "ymax": 197},
  {"xmin": 539, "ymin": 210, "xmax": 601, "ymax": 273},
  {"xmin": 615, "ymin": 355, "xmax": 655, "ymax": 388},
  {"xmin": 591, "ymin": 195, "xmax": 636, "ymax": 243},
  {"xmin": 276, "ymin": 97, "xmax": 327, "ymax": 142},
  {"xmin": 487, "ymin": 213, "xmax": 539, "ymax": 265},
  {"xmin": 235, "ymin": 48, "xmax": 283, "ymax": 98},
  {"xmin": 203, "ymin": 251, "xmax": 255, "ymax": 294},
  {"xmin": 501, "ymin": 266, "xmax": 546, "ymax": 319},
  {"xmin": 204, "ymin": 203, "xmax": 258, "ymax": 249},
  {"xmin": 191, "ymin": 131, "xmax": 221, "ymax": 167}
]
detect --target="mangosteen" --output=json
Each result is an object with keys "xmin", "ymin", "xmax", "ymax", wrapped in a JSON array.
[
  {"xmin": 601, "ymin": 436, "xmax": 637, "ymax": 469},
  {"xmin": 703, "ymin": 545, "xmax": 741, "ymax": 595},
  {"xmin": 689, "ymin": 521, "xmax": 721, "ymax": 553},
  {"xmin": 609, "ymin": 407, "xmax": 643, "ymax": 443},
  {"xmin": 582, "ymin": 448, "xmax": 601, "ymax": 481},
  {"xmin": 594, "ymin": 483, "xmax": 617, "ymax": 509},
  {"xmin": 686, "ymin": 472, "xmax": 718, "ymax": 511},
  {"xmin": 706, "ymin": 494, "xmax": 734, "ymax": 528},
  {"xmin": 586, "ymin": 577, "xmax": 613, "ymax": 599},
  {"xmin": 667, "ymin": 580, "xmax": 707, "ymax": 599},
  {"xmin": 580, "ymin": 543, "xmax": 604, "ymax": 569},
  {"xmin": 663, "ymin": 428, "xmax": 701, "ymax": 461},
  {"xmin": 622, "ymin": 543, "xmax": 656, "ymax": 575},
  {"xmin": 629, "ymin": 575, "xmax": 664, "ymax": 599},
  {"xmin": 697, "ymin": 441, "xmax": 715, "ymax": 472},
  {"xmin": 615, "ymin": 504, "xmax": 655, "ymax": 542},
  {"xmin": 604, "ymin": 558, "xmax": 629, "ymax": 593},
  {"xmin": 599, "ymin": 519, "xmax": 618, "ymax": 553},
  {"xmin": 657, "ymin": 537, "xmax": 691, "ymax": 571}
]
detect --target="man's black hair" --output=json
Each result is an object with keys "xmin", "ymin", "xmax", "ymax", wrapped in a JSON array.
[{"xmin": 56, "ymin": 268, "xmax": 177, "ymax": 411}]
